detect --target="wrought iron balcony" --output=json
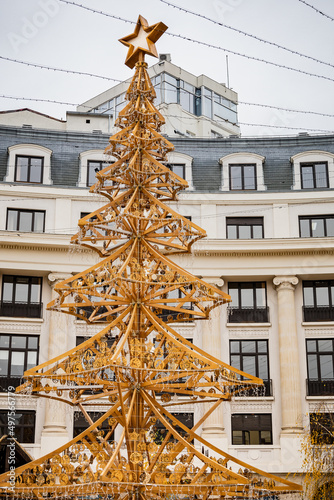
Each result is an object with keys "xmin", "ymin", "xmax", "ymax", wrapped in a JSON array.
[
  {"xmin": 0, "ymin": 376, "xmax": 22, "ymax": 392},
  {"xmin": 158, "ymin": 305, "xmax": 193, "ymax": 322},
  {"xmin": 227, "ymin": 306, "xmax": 269, "ymax": 323},
  {"xmin": 238, "ymin": 379, "xmax": 272, "ymax": 397},
  {"xmin": 307, "ymin": 378, "xmax": 334, "ymax": 396},
  {"xmin": 303, "ymin": 306, "xmax": 334, "ymax": 322},
  {"xmin": 0, "ymin": 302, "xmax": 42, "ymax": 318},
  {"xmin": 76, "ymin": 306, "xmax": 108, "ymax": 320}
]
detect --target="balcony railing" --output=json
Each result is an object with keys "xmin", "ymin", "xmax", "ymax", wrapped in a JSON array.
[
  {"xmin": 0, "ymin": 376, "xmax": 22, "ymax": 392},
  {"xmin": 238, "ymin": 379, "xmax": 272, "ymax": 397},
  {"xmin": 227, "ymin": 306, "xmax": 269, "ymax": 323},
  {"xmin": 0, "ymin": 302, "xmax": 42, "ymax": 318},
  {"xmin": 303, "ymin": 306, "xmax": 334, "ymax": 322},
  {"xmin": 307, "ymin": 378, "xmax": 334, "ymax": 396},
  {"xmin": 76, "ymin": 306, "xmax": 108, "ymax": 320},
  {"xmin": 158, "ymin": 305, "xmax": 193, "ymax": 322}
]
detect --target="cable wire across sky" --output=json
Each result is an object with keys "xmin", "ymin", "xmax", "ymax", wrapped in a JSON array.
[
  {"xmin": 159, "ymin": 0, "xmax": 334, "ymax": 69},
  {"xmin": 0, "ymin": 0, "xmax": 333, "ymax": 136},
  {"xmin": 296, "ymin": 0, "xmax": 334, "ymax": 22},
  {"xmin": 1, "ymin": 93, "xmax": 333, "ymax": 133},
  {"xmin": 57, "ymin": 0, "xmax": 334, "ymax": 84}
]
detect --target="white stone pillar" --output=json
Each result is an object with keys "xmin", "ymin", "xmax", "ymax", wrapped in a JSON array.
[
  {"xmin": 40, "ymin": 272, "xmax": 72, "ymax": 454},
  {"xmin": 201, "ymin": 278, "xmax": 227, "ymax": 447},
  {"xmin": 273, "ymin": 276, "xmax": 303, "ymax": 435}
]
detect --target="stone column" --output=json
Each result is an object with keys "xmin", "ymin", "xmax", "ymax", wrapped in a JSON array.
[
  {"xmin": 40, "ymin": 273, "xmax": 72, "ymax": 454},
  {"xmin": 201, "ymin": 278, "xmax": 227, "ymax": 445},
  {"xmin": 273, "ymin": 276, "xmax": 303, "ymax": 435}
]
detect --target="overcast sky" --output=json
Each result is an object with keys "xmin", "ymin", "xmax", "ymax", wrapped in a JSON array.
[{"xmin": 0, "ymin": 0, "xmax": 333, "ymax": 136}]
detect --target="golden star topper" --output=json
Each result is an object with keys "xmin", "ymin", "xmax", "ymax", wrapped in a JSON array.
[{"xmin": 119, "ymin": 15, "xmax": 167, "ymax": 68}]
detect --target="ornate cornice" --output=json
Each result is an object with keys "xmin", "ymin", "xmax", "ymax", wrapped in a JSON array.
[
  {"xmin": 304, "ymin": 326, "xmax": 334, "ymax": 337},
  {"xmin": 75, "ymin": 322, "xmax": 106, "ymax": 335},
  {"xmin": 0, "ymin": 320, "xmax": 42, "ymax": 333},
  {"xmin": 195, "ymin": 248, "xmax": 334, "ymax": 257},
  {"xmin": 228, "ymin": 329, "xmax": 270, "ymax": 338},
  {"xmin": 231, "ymin": 401, "xmax": 273, "ymax": 412},
  {"xmin": 309, "ymin": 402, "xmax": 334, "ymax": 412},
  {"xmin": 0, "ymin": 242, "xmax": 94, "ymax": 254}
]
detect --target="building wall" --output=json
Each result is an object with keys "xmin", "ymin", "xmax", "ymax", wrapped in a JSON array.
[{"xmin": 0, "ymin": 122, "xmax": 333, "ymax": 487}]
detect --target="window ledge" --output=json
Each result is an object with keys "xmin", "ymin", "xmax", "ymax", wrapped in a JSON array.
[
  {"xmin": 306, "ymin": 395, "xmax": 334, "ymax": 400},
  {"xmin": 229, "ymin": 445, "xmax": 279, "ymax": 449},
  {"xmin": 302, "ymin": 321, "xmax": 334, "ymax": 326},
  {"xmin": 227, "ymin": 323, "xmax": 271, "ymax": 328},
  {"xmin": 0, "ymin": 316, "xmax": 43, "ymax": 323},
  {"xmin": 233, "ymin": 396, "xmax": 274, "ymax": 401}
]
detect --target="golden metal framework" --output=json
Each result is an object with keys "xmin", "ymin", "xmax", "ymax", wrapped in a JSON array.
[{"xmin": 0, "ymin": 16, "xmax": 302, "ymax": 499}]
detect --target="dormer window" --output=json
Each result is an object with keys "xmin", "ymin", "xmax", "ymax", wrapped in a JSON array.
[
  {"xmin": 166, "ymin": 152, "xmax": 193, "ymax": 190},
  {"xmin": 78, "ymin": 150, "xmax": 116, "ymax": 188},
  {"xmin": 219, "ymin": 153, "xmax": 265, "ymax": 191},
  {"xmin": 15, "ymin": 156, "xmax": 43, "ymax": 183},
  {"xmin": 87, "ymin": 160, "xmax": 103, "ymax": 187},
  {"xmin": 5, "ymin": 144, "xmax": 52, "ymax": 185},
  {"xmin": 229, "ymin": 164, "xmax": 256, "ymax": 190},
  {"xmin": 300, "ymin": 162, "xmax": 328, "ymax": 189},
  {"xmin": 291, "ymin": 151, "xmax": 334, "ymax": 190}
]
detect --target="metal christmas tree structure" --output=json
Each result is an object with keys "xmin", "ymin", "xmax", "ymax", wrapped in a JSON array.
[{"xmin": 0, "ymin": 15, "xmax": 302, "ymax": 499}]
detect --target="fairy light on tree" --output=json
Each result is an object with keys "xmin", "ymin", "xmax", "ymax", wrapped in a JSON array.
[{"xmin": 0, "ymin": 14, "xmax": 302, "ymax": 500}]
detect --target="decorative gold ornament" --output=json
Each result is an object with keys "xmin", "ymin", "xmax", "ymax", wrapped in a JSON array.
[{"xmin": 130, "ymin": 452, "xmax": 143, "ymax": 464}]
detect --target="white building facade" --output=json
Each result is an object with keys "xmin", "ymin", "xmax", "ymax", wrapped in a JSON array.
[{"xmin": 0, "ymin": 72, "xmax": 333, "ymax": 494}]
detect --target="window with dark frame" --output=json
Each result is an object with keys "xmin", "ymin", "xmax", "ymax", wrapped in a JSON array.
[
  {"xmin": 15, "ymin": 156, "xmax": 43, "ymax": 184},
  {"xmin": 230, "ymin": 340, "xmax": 271, "ymax": 396},
  {"xmin": 166, "ymin": 164, "xmax": 186, "ymax": 179},
  {"xmin": 228, "ymin": 282, "xmax": 268, "ymax": 323},
  {"xmin": 154, "ymin": 412, "xmax": 193, "ymax": 444},
  {"xmin": 303, "ymin": 280, "xmax": 334, "ymax": 322},
  {"xmin": 229, "ymin": 164, "xmax": 256, "ymax": 190},
  {"xmin": 226, "ymin": 217, "xmax": 264, "ymax": 239},
  {"xmin": 306, "ymin": 338, "xmax": 334, "ymax": 396},
  {"xmin": 73, "ymin": 411, "xmax": 115, "ymax": 441},
  {"xmin": 0, "ymin": 334, "xmax": 39, "ymax": 391},
  {"xmin": 301, "ymin": 162, "xmax": 329, "ymax": 189},
  {"xmin": 87, "ymin": 160, "xmax": 103, "ymax": 187},
  {"xmin": 310, "ymin": 412, "xmax": 334, "ymax": 444},
  {"xmin": 231, "ymin": 414, "xmax": 272, "ymax": 445},
  {"xmin": 0, "ymin": 410, "xmax": 36, "ymax": 443},
  {"xmin": 159, "ymin": 288, "xmax": 194, "ymax": 322},
  {"xmin": 1, "ymin": 275, "xmax": 42, "ymax": 318},
  {"xmin": 299, "ymin": 215, "xmax": 334, "ymax": 238},
  {"xmin": 6, "ymin": 209, "xmax": 45, "ymax": 233}
]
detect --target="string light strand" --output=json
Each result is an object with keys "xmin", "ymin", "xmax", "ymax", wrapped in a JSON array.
[
  {"xmin": 238, "ymin": 101, "xmax": 334, "ymax": 118},
  {"xmin": 297, "ymin": 0, "xmax": 334, "ymax": 21},
  {"xmin": 0, "ymin": 55, "xmax": 122, "ymax": 83},
  {"xmin": 159, "ymin": 0, "xmax": 334, "ymax": 69},
  {"xmin": 56, "ymin": 0, "xmax": 334, "ymax": 84},
  {"xmin": 1, "ymin": 93, "xmax": 333, "ymax": 119},
  {"xmin": 1, "ymin": 94, "xmax": 333, "ymax": 133}
]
